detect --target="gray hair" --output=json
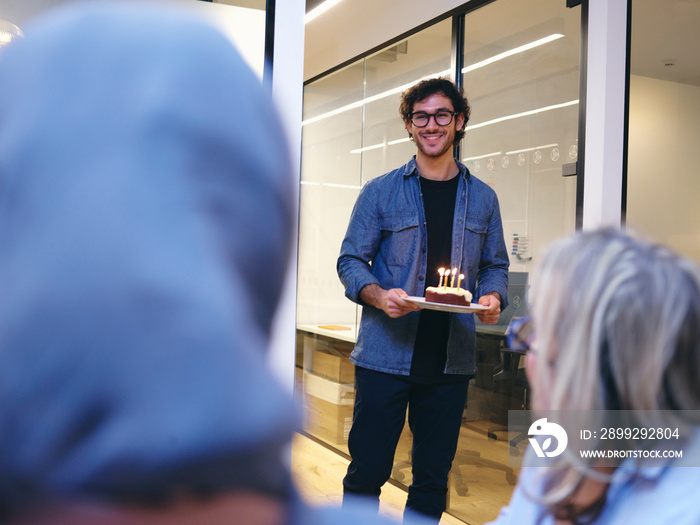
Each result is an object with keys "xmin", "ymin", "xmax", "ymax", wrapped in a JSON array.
[{"xmin": 528, "ymin": 228, "xmax": 700, "ymax": 511}]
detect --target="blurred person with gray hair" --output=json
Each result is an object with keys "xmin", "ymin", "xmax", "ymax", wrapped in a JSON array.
[
  {"xmin": 489, "ymin": 228, "xmax": 700, "ymax": 525},
  {"xmin": 0, "ymin": 3, "xmax": 431, "ymax": 524}
]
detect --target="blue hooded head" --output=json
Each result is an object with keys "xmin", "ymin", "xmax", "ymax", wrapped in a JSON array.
[{"xmin": 0, "ymin": 1, "xmax": 298, "ymax": 514}]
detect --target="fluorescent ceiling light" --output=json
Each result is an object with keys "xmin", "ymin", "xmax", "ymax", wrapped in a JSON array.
[
  {"xmin": 466, "ymin": 100, "xmax": 578, "ymax": 131},
  {"xmin": 302, "ymin": 33, "xmax": 563, "ymax": 127},
  {"xmin": 350, "ymin": 137, "xmax": 410, "ymax": 154},
  {"xmin": 463, "ymin": 151, "xmax": 502, "ymax": 162},
  {"xmin": 350, "ymin": 143, "xmax": 386, "ymax": 154},
  {"xmin": 462, "ymin": 34, "xmax": 564, "ymax": 74},
  {"xmin": 304, "ymin": 0, "xmax": 344, "ymax": 24},
  {"xmin": 506, "ymin": 143, "xmax": 558, "ymax": 155}
]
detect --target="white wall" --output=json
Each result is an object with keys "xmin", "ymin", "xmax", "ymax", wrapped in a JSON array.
[{"xmin": 626, "ymin": 74, "xmax": 700, "ymax": 263}]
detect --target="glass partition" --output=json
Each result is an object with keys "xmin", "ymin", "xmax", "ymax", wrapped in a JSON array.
[{"xmin": 445, "ymin": 2, "xmax": 581, "ymax": 522}]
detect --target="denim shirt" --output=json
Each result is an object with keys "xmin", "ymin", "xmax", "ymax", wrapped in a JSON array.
[{"xmin": 337, "ymin": 157, "xmax": 509, "ymax": 376}]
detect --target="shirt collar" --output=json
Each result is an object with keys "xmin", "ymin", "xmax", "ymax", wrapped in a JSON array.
[{"xmin": 402, "ymin": 155, "xmax": 471, "ymax": 181}]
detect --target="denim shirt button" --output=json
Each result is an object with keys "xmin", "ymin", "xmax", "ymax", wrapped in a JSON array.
[{"xmin": 419, "ymin": 276, "xmax": 424, "ymax": 281}]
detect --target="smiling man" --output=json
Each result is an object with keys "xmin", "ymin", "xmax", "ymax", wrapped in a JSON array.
[{"xmin": 337, "ymin": 77, "xmax": 509, "ymax": 524}]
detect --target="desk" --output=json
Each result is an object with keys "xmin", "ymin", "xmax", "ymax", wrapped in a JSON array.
[{"xmin": 297, "ymin": 323, "xmax": 357, "ymax": 344}]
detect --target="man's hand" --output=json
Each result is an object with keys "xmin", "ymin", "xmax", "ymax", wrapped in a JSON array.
[
  {"xmin": 360, "ymin": 284, "xmax": 421, "ymax": 318},
  {"xmin": 475, "ymin": 292, "xmax": 501, "ymax": 324}
]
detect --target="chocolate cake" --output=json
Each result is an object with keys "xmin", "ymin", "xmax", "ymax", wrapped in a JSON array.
[
  {"xmin": 424, "ymin": 267, "xmax": 472, "ymax": 306},
  {"xmin": 425, "ymin": 286, "xmax": 472, "ymax": 306}
]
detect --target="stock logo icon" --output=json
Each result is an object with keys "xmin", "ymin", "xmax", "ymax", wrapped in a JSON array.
[{"xmin": 528, "ymin": 418, "xmax": 568, "ymax": 458}]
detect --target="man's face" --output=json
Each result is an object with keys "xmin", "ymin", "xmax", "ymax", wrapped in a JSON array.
[{"xmin": 406, "ymin": 93, "xmax": 464, "ymax": 160}]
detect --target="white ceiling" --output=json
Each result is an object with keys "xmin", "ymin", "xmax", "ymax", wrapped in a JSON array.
[{"xmin": 630, "ymin": 0, "xmax": 700, "ymax": 86}]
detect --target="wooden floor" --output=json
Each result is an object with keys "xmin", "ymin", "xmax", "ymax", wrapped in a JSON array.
[
  {"xmin": 291, "ymin": 357, "xmax": 523, "ymax": 524},
  {"xmin": 291, "ymin": 432, "xmax": 466, "ymax": 524}
]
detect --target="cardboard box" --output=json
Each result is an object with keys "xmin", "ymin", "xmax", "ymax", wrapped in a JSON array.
[
  {"xmin": 302, "ymin": 335, "xmax": 354, "ymax": 384},
  {"xmin": 303, "ymin": 371, "xmax": 354, "ymax": 405},
  {"xmin": 304, "ymin": 392, "xmax": 354, "ymax": 445}
]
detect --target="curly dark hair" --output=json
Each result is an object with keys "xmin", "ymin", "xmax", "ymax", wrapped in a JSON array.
[{"xmin": 399, "ymin": 77, "xmax": 470, "ymax": 145}]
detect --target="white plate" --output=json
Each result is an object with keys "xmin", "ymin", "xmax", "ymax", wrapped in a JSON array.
[{"xmin": 405, "ymin": 296, "xmax": 489, "ymax": 314}]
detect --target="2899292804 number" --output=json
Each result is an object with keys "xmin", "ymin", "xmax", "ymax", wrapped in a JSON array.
[{"xmin": 599, "ymin": 427, "xmax": 680, "ymax": 440}]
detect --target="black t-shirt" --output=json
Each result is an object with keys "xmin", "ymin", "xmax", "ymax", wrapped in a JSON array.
[{"xmin": 410, "ymin": 175, "xmax": 468, "ymax": 384}]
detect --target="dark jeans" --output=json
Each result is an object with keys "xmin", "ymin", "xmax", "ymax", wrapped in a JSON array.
[{"xmin": 342, "ymin": 367, "xmax": 471, "ymax": 523}]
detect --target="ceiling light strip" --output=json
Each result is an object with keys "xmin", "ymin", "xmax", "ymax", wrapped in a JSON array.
[
  {"xmin": 505, "ymin": 143, "xmax": 558, "ymax": 155},
  {"xmin": 462, "ymin": 34, "xmax": 564, "ymax": 74},
  {"xmin": 350, "ymin": 143, "xmax": 386, "ymax": 154},
  {"xmin": 463, "ymin": 151, "xmax": 503, "ymax": 162},
  {"xmin": 388, "ymin": 137, "xmax": 411, "ymax": 146},
  {"xmin": 466, "ymin": 100, "xmax": 578, "ymax": 131}
]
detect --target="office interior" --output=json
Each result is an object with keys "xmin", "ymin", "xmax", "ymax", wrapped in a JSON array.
[{"xmin": 2, "ymin": 0, "xmax": 699, "ymax": 523}]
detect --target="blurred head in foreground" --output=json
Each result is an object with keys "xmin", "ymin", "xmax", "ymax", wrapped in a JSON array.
[
  {"xmin": 525, "ymin": 228, "xmax": 700, "ymax": 519},
  {"xmin": 0, "ymin": 2, "xmax": 299, "ymax": 522}
]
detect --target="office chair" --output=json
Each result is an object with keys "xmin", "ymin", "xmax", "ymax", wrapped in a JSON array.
[{"xmin": 486, "ymin": 346, "xmax": 529, "ymax": 453}]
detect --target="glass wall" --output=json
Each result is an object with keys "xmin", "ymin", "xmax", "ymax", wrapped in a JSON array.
[
  {"xmin": 452, "ymin": 1, "xmax": 580, "ymax": 522},
  {"xmin": 626, "ymin": 0, "xmax": 700, "ymax": 265},
  {"xmin": 297, "ymin": 1, "xmax": 581, "ymax": 523}
]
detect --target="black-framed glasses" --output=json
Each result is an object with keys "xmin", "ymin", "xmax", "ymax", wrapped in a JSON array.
[
  {"xmin": 507, "ymin": 316, "xmax": 534, "ymax": 351},
  {"xmin": 409, "ymin": 110, "xmax": 456, "ymax": 127}
]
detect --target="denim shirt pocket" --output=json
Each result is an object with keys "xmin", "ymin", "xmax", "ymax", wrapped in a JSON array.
[
  {"xmin": 463, "ymin": 213, "xmax": 488, "ymax": 273},
  {"xmin": 378, "ymin": 212, "xmax": 421, "ymax": 266}
]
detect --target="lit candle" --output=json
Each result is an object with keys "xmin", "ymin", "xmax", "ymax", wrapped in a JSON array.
[
  {"xmin": 457, "ymin": 273, "xmax": 464, "ymax": 289},
  {"xmin": 438, "ymin": 267, "xmax": 445, "ymax": 288},
  {"xmin": 450, "ymin": 268, "xmax": 457, "ymax": 288}
]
